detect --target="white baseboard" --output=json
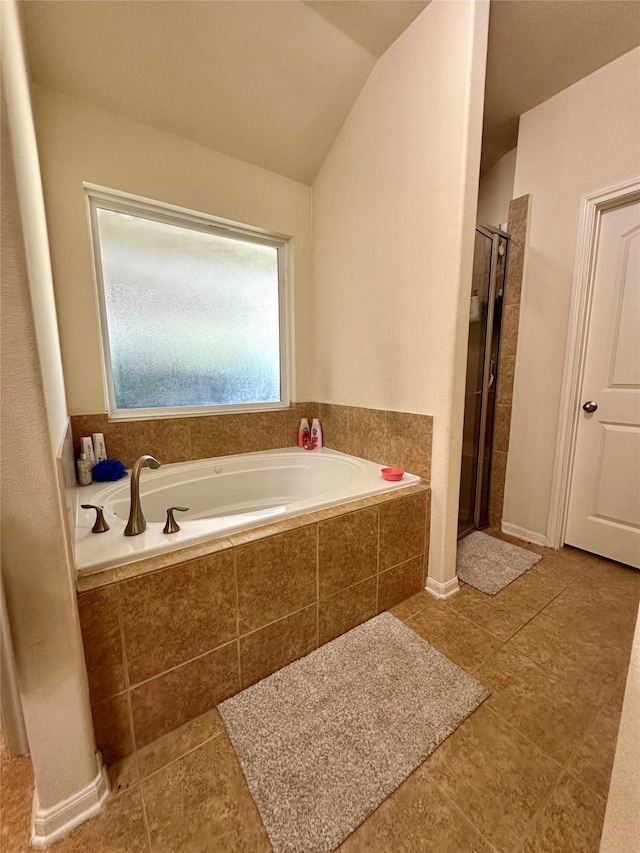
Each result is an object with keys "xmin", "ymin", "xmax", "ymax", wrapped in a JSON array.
[
  {"xmin": 501, "ymin": 521, "xmax": 548, "ymax": 547},
  {"xmin": 426, "ymin": 575, "xmax": 460, "ymax": 599},
  {"xmin": 31, "ymin": 753, "xmax": 109, "ymax": 848}
]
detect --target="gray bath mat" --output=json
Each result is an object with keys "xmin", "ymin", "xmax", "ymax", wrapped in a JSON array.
[
  {"xmin": 219, "ymin": 612, "xmax": 488, "ymax": 853},
  {"xmin": 457, "ymin": 530, "xmax": 542, "ymax": 595}
]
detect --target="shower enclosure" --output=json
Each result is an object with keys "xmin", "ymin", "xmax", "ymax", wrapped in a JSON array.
[{"xmin": 458, "ymin": 225, "xmax": 509, "ymax": 538}]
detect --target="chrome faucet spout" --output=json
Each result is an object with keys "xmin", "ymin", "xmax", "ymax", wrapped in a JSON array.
[{"xmin": 124, "ymin": 455, "xmax": 161, "ymax": 536}]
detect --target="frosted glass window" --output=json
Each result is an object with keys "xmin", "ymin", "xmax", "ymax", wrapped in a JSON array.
[{"xmin": 89, "ymin": 196, "xmax": 288, "ymax": 416}]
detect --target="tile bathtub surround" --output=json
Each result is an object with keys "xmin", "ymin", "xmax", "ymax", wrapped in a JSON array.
[
  {"xmin": 70, "ymin": 402, "xmax": 433, "ymax": 478},
  {"xmin": 319, "ymin": 403, "xmax": 433, "ymax": 480},
  {"xmin": 490, "ymin": 193, "xmax": 530, "ymax": 528},
  {"xmin": 77, "ymin": 484, "xmax": 431, "ymax": 762}
]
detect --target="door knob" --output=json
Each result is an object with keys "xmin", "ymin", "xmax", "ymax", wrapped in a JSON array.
[{"xmin": 582, "ymin": 401, "xmax": 598, "ymax": 413}]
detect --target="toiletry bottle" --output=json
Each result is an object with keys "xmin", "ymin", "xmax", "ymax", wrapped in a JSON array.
[
  {"xmin": 77, "ymin": 453, "xmax": 92, "ymax": 486},
  {"xmin": 311, "ymin": 418, "xmax": 323, "ymax": 448},
  {"xmin": 92, "ymin": 432, "xmax": 107, "ymax": 463},
  {"xmin": 298, "ymin": 418, "xmax": 310, "ymax": 448},
  {"xmin": 80, "ymin": 435, "xmax": 96, "ymax": 467}
]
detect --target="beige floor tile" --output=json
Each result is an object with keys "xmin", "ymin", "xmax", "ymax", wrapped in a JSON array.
[
  {"xmin": 426, "ymin": 705, "xmax": 561, "ymax": 852},
  {"xmin": 520, "ymin": 772, "xmax": 606, "ymax": 853},
  {"xmin": 137, "ymin": 708, "xmax": 225, "ymax": 780},
  {"xmin": 0, "ymin": 752, "xmax": 34, "ymax": 853},
  {"xmin": 142, "ymin": 733, "xmax": 270, "ymax": 853},
  {"xmin": 477, "ymin": 646, "xmax": 601, "ymax": 764},
  {"xmin": 338, "ymin": 763, "xmax": 494, "ymax": 852},
  {"xmin": 540, "ymin": 581, "xmax": 639, "ymax": 640},
  {"xmin": 407, "ymin": 602, "xmax": 502, "ymax": 673},
  {"xmin": 568, "ymin": 681, "xmax": 627, "ymax": 800},
  {"xmin": 502, "ymin": 560, "xmax": 577, "ymax": 611},
  {"xmin": 507, "ymin": 611, "xmax": 625, "ymax": 704},
  {"xmin": 51, "ymin": 788, "xmax": 149, "ymax": 853},
  {"xmin": 389, "ymin": 590, "xmax": 435, "ymax": 621},
  {"xmin": 446, "ymin": 583, "xmax": 538, "ymax": 641},
  {"xmin": 106, "ymin": 754, "xmax": 140, "ymax": 796}
]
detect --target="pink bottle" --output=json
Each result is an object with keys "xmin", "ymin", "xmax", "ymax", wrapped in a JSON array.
[
  {"xmin": 298, "ymin": 418, "xmax": 310, "ymax": 448},
  {"xmin": 311, "ymin": 418, "xmax": 323, "ymax": 448}
]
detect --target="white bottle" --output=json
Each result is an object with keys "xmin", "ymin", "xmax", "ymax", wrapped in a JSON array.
[
  {"xmin": 80, "ymin": 435, "xmax": 96, "ymax": 467},
  {"xmin": 298, "ymin": 418, "xmax": 310, "ymax": 448},
  {"xmin": 77, "ymin": 453, "xmax": 92, "ymax": 486},
  {"xmin": 311, "ymin": 418, "xmax": 323, "ymax": 448},
  {"xmin": 92, "ymin": 432, "xmax": 107, "ymax": 463}
]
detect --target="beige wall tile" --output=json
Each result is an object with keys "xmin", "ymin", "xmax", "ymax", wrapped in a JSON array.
[
  {"xmin": 318, "ymin": 577, "xmax": 377, "ymax": 646},
  {"xmin": 500, "ymin": 304, "xmax": 520, "ymax": 360},
  {"xmin": 239, "ymin": 605, "xmax": 317, "ymax": 688},
  {"xmin": 318, "ymin": 507, "xmax": 378, "ymax": 598},
  {"xmin": 236, "ymin": 526, "xmax": 317, "ymax": 634},
  {"xmin": 124, "ymin": 418, "xmax": 192, "ymax": 465},
  {"xmin": 91, "ymin": 692, "xmax": 135, "ymax": 764},
  {"xmin": 120, "ymin": 551, "xmax": 236, "ymax": 685},
  {"xmin": 130, "ymin": 640, "xmax": 239, "ymax": 748},
  {"xmin": 379, "ymin": 491, "xmax": 427, "ymax": 571},
  {"xmin": 319, "ymin": 403, "xmax": 350, "ymax": 453},
  {"xmin": 496, "ymin": 356, "xmax": 515, "ymax": 406},
  {"xmin": 377, "ymin": 556, "xmax": 424, "ymax": 613},
  {"xmin": 347, "ymin": 406, "xmax": 386, "ymax": 462},
  {"xmin": 493, "ymin": 404, "xmax": 512, "ymax": 454},
  {"xmin": 384, "ymin": 411, "xmax": 432, "ymax": 480},
  {"xmin": 77, "ymin": 585, "xmax": 126, "ymax": 705},
  {"xmin": 189, "ymin": 411, "xmax": 287, "ymax": 460}
]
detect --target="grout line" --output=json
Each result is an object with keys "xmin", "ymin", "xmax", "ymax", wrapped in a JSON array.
[
  {"xmin": 233, "ymin": 549, "xmax": 242, "ymax": 689},
  {"xmin": 128, "ymin": 637, "xmax": 238, "ymax": 690},
  {"xmin": 425, "ymin": 771, "xmax": 500, "ymax": 853},
  {"xmin": 139, "ymin": 728, "xmax": 225, "ymax": 785},
  {"xmin": 315, "ymin": 523, "xmax": 319, "ymax": 650}
]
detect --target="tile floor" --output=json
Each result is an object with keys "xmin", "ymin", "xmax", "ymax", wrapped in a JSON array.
[{"xmin": 1, "ymin": 535, "xmax": 638, "ymax": 852}]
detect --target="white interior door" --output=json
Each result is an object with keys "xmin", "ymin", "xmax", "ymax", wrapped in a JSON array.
[{"xmin": 565, "ymin": 198, "xmax": 640, "ymax": 568}]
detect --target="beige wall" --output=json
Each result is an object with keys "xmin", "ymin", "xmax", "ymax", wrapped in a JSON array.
[
  {"xmin": 31, "ymin": 86, "xmax": 314, "ymax": 414},
  {"xmin": 312, "ymin": 0, "xmax": 489, "ymax": 587},
  {"xmin": 477, "ymin": 147, "xmax": 516, "ymax": 228},
  {"xmin": 0, "ymin": 0, "xmax": 98, "ymax": 818},
  {"xmin": 504, "ymin": 48, "xmax": 640, "ymax": 540}
]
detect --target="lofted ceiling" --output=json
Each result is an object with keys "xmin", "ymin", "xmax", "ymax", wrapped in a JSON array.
[{"xmin": 19, "ymin": 1, "xmax": 640, "ymax": 184}]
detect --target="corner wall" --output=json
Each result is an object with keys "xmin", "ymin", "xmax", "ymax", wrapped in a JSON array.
[
  {"xmin": 1, "ymin": 0, "xmax": 103, "ymax": 838},
  {"xmin": 477, "ymin": 147, "xmax": 516, "ymax": 228},
  {"xmin": 311, "ymin": 0, "xmax": 489, "ymax": 590},
  {"xmin": 504, "ymin": 48, "xmax": 640, "ymax": 540},
  {"xmin": 31, "ymin": 86, "xmax": 314, "ymax": 414}
]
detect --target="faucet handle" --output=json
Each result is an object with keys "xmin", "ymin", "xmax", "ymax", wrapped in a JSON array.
[
  {"xmin": 163, "ymin": 507, "xmax": 189, "ymax": 534},
  {"xmin": 81, "ymin": 504, "xmax": 110, "ymax": 534}
]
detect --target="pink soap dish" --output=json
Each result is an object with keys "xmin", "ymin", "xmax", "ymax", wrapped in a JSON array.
[{"xmin": 381, "ymin": 467, "xmax": 405, "ymax": 481}]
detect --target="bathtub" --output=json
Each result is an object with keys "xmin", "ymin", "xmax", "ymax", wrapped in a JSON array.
[{"xmin": 75, "ymin": 447, "xmax": 420, "ymax": 575}]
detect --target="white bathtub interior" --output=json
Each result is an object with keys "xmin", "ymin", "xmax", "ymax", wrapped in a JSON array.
[{"xmin": 75, "ymin": 447, "xmax": 421, "ymax": 575}]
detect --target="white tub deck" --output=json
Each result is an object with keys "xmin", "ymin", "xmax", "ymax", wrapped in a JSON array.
[{"xmin": 75, "ymin": 447, "xmax": 420, "ymax": 575}]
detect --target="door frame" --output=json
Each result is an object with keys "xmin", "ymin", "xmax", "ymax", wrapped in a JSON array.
[{"xmin": 547, "ymin": 177, "xmax": 640, "ymax": 549}]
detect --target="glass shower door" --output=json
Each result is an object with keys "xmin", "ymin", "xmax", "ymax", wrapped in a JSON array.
[{"xmin": 458, "ymin": 226, "xmax": 507, "ymax": 538}]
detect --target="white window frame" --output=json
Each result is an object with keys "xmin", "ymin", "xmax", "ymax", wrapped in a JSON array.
[{"xmin": 85, "ymin": 185, "xmax": 292, "ymax": 420}]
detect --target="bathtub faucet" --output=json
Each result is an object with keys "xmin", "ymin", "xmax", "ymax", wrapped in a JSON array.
[{"xmin": 124, "ymin": 455, "xmax": 161, "ymax": 536}]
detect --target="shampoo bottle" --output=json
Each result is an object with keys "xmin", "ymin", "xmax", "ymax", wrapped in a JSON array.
[
  {"xmin": 92, "ymin": 432, "xmax": 107, "ymax": 463},
  {"xmin": 298, "ymin": 418, "xmax": 310, "ymax": 448},
  {"xmin": 77, "ymin": 453, "xmax": 92, "ymax": 486},
  {"xmin": 311, "ymin": 418, "xmax": 323, "ymax": 448},
  {"xmin": 80, "ymin": 435, "xmax": 96, "ymax": 467}
]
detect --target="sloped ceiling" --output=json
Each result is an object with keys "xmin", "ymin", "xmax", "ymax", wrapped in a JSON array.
[
  {"xmin": 19, "ymin": 1, "xmax": 640, "ymax": 183},
  {"xmin": 20, "ymin": 0, "xmax": 429, "ymax": 184}
]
